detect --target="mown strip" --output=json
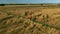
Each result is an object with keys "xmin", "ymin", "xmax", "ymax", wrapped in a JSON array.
[{"xmin": 0, "ymin": 15, "xmax": 14, "ymax": 22}]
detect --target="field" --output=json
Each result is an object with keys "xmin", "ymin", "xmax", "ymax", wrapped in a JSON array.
[{"xmin": 0, "ymin": 4, "xmax": 60, "ymax": 34}]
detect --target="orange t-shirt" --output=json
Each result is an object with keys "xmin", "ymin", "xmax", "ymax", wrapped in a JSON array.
[{"xmin": 29, "ymin": 15, "xmax": 32, "ymax": 18}]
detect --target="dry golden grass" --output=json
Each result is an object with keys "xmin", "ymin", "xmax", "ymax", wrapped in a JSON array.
[{"xmin": 0, "ymin": 5, "xmax": 60, "ymax": 34}]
